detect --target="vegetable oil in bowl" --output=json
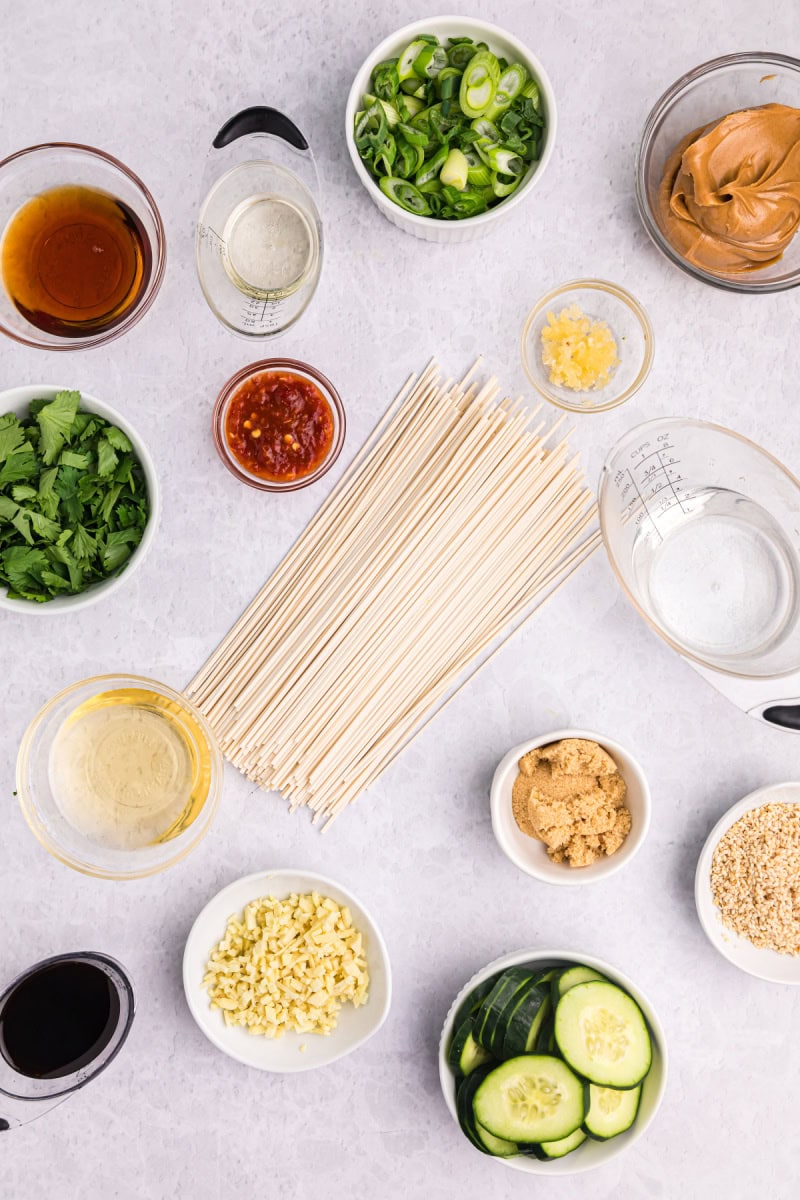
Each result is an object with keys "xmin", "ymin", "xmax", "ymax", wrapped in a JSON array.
[{"xmin": 48, "ymin": 687, "xmax": 212, "ymax": 850}]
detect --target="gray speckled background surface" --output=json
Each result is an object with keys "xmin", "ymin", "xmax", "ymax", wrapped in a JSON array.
[{"xmin": 2, "ymin": 0, "xmax": 800, "ymax": 1196}]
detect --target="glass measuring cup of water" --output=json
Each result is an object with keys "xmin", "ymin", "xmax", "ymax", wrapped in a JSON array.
[
  {"xmin": 598, "ymin": 418, "xmax": 800, "ymax": 679},
  {"xmin": 196, "ymin": 107, "xmax": 323, "ymax": 338},
  {"xmin": 0, "ymin": 952, "xmax": 134, "ymax": 1129}
]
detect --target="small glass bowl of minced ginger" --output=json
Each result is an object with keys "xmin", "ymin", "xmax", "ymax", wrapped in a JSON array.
[{"xmin": 521, "ymin": 279, "xmax": 654, "ymax": 412}]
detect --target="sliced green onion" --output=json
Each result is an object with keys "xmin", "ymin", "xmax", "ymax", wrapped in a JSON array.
[
  {"xmin": 397, "ymin": 38, "xmax": 430, "ymax": 81},
  {"xmin": 394, "ymin": 137, "xmax": 425, "ymax": 178},
  {"xmin": 447, "ymin": 40, "xmax": 476, "ymax": 70},
  {"xmin": 363, "ymin": 93, "xmax": 401, "ymax": 127},
  {"xmin": 372, "ymin": 59, "xmax": 400, "ymax": 101},
  {"xmin": 401, "ymin": 94, "xmax": 425, "ymax": 118},
  {"xmin": 441, "ymin": 185, "xmax": 489, "ymax": 217},
  {"xmin": 475, "ymin": 139, "xmax": 525, "ymax": 176},
  {"xmin": 373, "ymin": 133, "xmax": 396, "ymax": 176},
  {"xmin": 437, "ymin": 66, "xmax": 462, "ymax": 115},
  {"xmin": 440, "ymin": 147, "xmax": 469, "ymax": 190},
  {"xmin": 521, "ymin": 78, "xmax": 541, "ymax": 109},
  {"xmin": 413, "ymin": 43, "xmax": 447, "ymax": 78},
  {"xmin": 400, "ymin": 77, "xmax": 427, "ymax": 97},
  {"xmin": 354, "ymin": 102, "xmax": 387, "ymax": 144},
  {"xmin": 465, "ymin": 150, "xmax": 491, "ymax": 187},
  {"xmin": 490, "ymin": 170, "xmax": 521, "ymax": 197},
  {"xmin": 379, "ymin": 176, "xmax": 431, "ymax": 215},
  {"xmin": 415, "ymin": 143, "xmax": 449, "ymax": 186},
  {"xmin": 458, "ymin": 50, "xmax": 500, "ymax": 118},
  {"xmin": 470, "ymin": 116, "xmax": 500, "ymax": 142},
  {"xmin": 483, "ymin": 63, "xmax": 528, "ymax": 121},
  {"xmin": 397, "ymin": 121, "xmax": 428, "ymax": 147}
]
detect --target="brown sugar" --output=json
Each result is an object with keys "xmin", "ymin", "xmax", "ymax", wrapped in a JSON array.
[{"xmin": 512, "ymin": 738, "xmax": 631, "ymax": 868}]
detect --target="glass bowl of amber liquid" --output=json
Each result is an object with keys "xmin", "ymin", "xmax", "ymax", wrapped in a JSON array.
[
  {"xmin": 636, "ymin": 52, "xmax": 800, "ymax": 293},
  {"xmin": 0, "ymin": 143, "xmax": 166, "ymax": 349},
  {"xmin": 16, "ymin": 674, "xmax": 222, "ymax": 880}
]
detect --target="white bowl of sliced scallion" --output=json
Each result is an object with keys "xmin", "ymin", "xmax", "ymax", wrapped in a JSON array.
[{"xmin": 346, "ymin": 17, "xmax": 557, "ymax": 242}]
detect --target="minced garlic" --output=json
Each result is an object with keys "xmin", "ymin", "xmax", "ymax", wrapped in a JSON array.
[
  {"xmin": 540, "ymin": 304, "xmax": 619, "ymax": 391},
  {"xmin": 203, "ymin": 892, "xmax": 369, "ymax": 1038}
]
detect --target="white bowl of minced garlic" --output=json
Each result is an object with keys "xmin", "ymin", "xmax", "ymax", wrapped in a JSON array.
[{"xmin": 490, "ymin": 730, "xmax": 651, "ymax": 885}]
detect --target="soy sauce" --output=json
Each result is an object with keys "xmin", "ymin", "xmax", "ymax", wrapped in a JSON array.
[
  {"xmin": 0, "ymin": 183, "xmax": 152, "ymax": 338},
  {"xmin": 0, "ymin": 960, "xmax": 119, "ymax": 1079}
]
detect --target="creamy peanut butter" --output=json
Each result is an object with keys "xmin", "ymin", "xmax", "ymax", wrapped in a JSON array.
[{"xmin": 657, "ymin": 102, "xmax": 800, "ymax": 273}]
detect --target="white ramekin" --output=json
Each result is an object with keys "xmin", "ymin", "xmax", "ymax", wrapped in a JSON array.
[{"xmin": 345, "ymin": 16, "xmax": 557, "ymax": 243}]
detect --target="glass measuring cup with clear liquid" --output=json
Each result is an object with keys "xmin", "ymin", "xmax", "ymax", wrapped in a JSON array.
[
  {"xmin": 196, "ymin": 108, "xmax": 322, "ymax": 338},
  {"xmin": 599, "ymin": 418, "xmax": 800, "ymax": 729}
]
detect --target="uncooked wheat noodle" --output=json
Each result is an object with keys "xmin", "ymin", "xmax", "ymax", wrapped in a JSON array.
[{"xmin": 188, "ymin": 360, "xmax": 598, "ymax": 826}]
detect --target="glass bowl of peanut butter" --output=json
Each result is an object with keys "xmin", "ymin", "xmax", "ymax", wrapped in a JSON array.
[{"xmin": 636, "ymin": 52, "xmax": 800, "ymax": 292}]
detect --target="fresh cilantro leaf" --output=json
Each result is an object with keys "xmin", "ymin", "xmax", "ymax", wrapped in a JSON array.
[
  {"xmin": 99, "ymin": 483, "xmax": 122, "ymax": 525},
  {"xmin": 70, "ymin": 523, "xmax": 97, "ymax": 562},
  {"xmin": 40, "ymin": 569, "xmax": 72, "ymax": 593},
  {"xmin": 0, "ymin": 450, "xmax": 37, "ymax": 486},
  {"xmin": 0, "ymin": 496, "xmax": 18, "ymax": 520},
  {"xmin": 96, "ymin": 437, "xmax": 118, "ymax": 476},
  {"xmin": 0, "ymin": 414, "xmax": 25, "ymax": 464},
  {"xmin": 29, "ymin": 511, "xmax": 61, "ymax": 541},
  {"xmin": 36, "ymin": 391, "xmax": 80, "ymax": 465},
  {"xmin": 11, "ymin": 484, "xmax": 37, "ymax": 502},
  {"xmin": 101, "ymin": 527, "xmax": 140, "ymax": 572},
  {"xmin": 11, "ymin": 510, "xmax": 33, "ymax": 544},
  {"xmin": 59, "ymin": 449, "xmax": 90, "ymax": 469},
  {"xmin": 104, "ymin": 425, "xmax": 132, "ymax": 452},
  {"xmin": 46, "ymin": 543, "xmax": 84, "ymax": 589},
  {"xmin": 1, "ymin": 546, "xmax": 48, "ymax": 592}
]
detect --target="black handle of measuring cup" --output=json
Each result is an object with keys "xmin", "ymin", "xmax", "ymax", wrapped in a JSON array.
[
  {"xmin": 761, "ymin": 704, "xmax": 800, "ymax": 731},
  {"xmin": 213, "ymin": 107, "xmax": 308, "ymax": 151}
]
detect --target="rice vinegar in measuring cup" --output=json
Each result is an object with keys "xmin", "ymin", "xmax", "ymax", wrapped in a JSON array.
[{"xmin": 196, "ymin": 107, "xmax": 323, "ymax": 338}]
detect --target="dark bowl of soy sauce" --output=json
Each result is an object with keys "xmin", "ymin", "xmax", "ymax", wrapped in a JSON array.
[{"xmin": 0, "ymin": 952, "xmax": 134, "ymax": 1128}]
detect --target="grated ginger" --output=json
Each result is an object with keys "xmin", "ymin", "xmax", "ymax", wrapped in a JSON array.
[{"xmin": 540, "ymin": 304, "xmax": 619, "ymax": 391}]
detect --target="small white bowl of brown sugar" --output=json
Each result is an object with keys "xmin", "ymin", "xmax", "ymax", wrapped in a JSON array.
[
  {"xmin": 490, "ymin": 730, "xmax": 651, "ymax": 885},
  {"xmin": 696, "ymin": 783, "xmax": 800, "ymax": 985}
]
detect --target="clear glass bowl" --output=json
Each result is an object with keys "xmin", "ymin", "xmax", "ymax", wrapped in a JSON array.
[
  {"xmin": 16, "ymin": 674, "xmax": 222, "ymax": 880},
  {"xmin": 636, "ymin": 52, "xmax": 800, "ymax": 293},
  {"xmin": 212, "ymin": 358, "xmax": 346, "ymax": 492},
  {"xmin": 0, "ymin": 143, "xmax": 166, "ymax": 349},
  {"xmin": 520, "ymin": 280, "xmax": 654, "ymax": 413}
]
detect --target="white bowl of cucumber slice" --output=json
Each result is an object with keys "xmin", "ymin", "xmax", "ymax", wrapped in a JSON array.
[{"xmin": 438, "ymin": 949, "xmax": 667, "ymax": 1174}]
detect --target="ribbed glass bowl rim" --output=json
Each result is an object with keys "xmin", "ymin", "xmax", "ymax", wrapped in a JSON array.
[
  {"xmin": 0, "ymin": 141, "xmax": 167, "ymax": 349},
  {"xmin": 634, "ymin": 51, "xmax": 800, "ymax": 294},
  {"xmin": 520, "ymin": 278, "xmax": 654, "ymax": 412},
  {"xmin": 15, "ymin": 673, "xmax": 223, "ymax": 880},
  {"xmin": 212, "ymin": 358, "xmax": 346, "ymax": 492}
]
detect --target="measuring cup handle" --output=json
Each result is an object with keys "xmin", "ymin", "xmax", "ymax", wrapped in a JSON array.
[
  {"xmin": 212, "ymin": 107, "xmax": 309, "ymax": 152},
  {"xmin": 759, "ymin": 703, "xmax": 800, "ymax": 731}
]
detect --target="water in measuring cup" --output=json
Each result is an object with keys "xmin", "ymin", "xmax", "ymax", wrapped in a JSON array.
[
  {"xmin": 222, "ymin": 194, "xmax": 314, "ymax": 299},
  {"xmin": 632, "ymin": 487, "xmax": 800, "ymax": 665}
]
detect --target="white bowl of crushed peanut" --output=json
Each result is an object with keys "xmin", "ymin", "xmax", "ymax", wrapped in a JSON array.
[
  {"xmin": 490, "ymin": 730, "xmax": 651, "ymax": 885},
  {"xmin": 695, "ymin": 783, "xmax": 800, "ymax": 985},
  {"xmin": 183, "ymin": 869, "xmax": 392, "ymax": 1070}
]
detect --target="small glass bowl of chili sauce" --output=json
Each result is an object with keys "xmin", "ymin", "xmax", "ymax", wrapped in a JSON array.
[{"xmin": 213, "ymin": 359, "xmax": 345, "ymax": 492}]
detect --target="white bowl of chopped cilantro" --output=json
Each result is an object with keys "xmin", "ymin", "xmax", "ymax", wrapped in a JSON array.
[
  {"xmin": 346, "ymin": 17, "xmax": 557, "ymax": 242},
  {"xmin": 0, "ymin": 385, "xmax": 158, "ymax": 612}
]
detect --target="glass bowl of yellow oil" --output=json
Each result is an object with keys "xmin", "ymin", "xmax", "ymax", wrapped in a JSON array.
[{"xmin": 16, "ymin": 675, "xmax": 223, "ymax": 880}]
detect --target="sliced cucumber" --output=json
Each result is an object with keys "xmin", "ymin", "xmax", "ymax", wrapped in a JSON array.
[
  {"xmin": 456, "ymin": 1067, "xmax": 517, "ymax": 1157},
  {"xmin": 473, "ymin": 1055, "xmax": 585, "ymax": 1144},
  {"xmin": 452, "ymin": 975, "xmax": 496, "ymax": 1032},
  {"xmin": 522, "ymin": 1126, "xmax": 588, "ymax": 1160},
  {"xmin": 541, "ymin": 1126, "xmax": 588, "ymax": 1159},
  {"xmin": 501, "ymin": 984, "xmax": 549, "ymax": 1058},
  {"xmin": 448, "ymin": 1017, "xmax": 492, "ymax": 1077},
  {"xmin": 552, "ymin": 966, "xmax": 608, "ymax": 1007},
  {"xmin": 474, "ymin": 967, "xmax": 534, "ymax": 1051},
  {"xmin": 533, "ymin": 1014, "xmax": 555, "ymax": 1055},
  {"xmin": 474, "ymin": 1122, "xmax": 518, "ymax": 1157},
  {"xmin": 555, "ymin": 982, "xmax": 652, "ymax": 1089},
  {"xmin": 584, "ymin": 1083, "xmax": 642, "ymax": 1140}
]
